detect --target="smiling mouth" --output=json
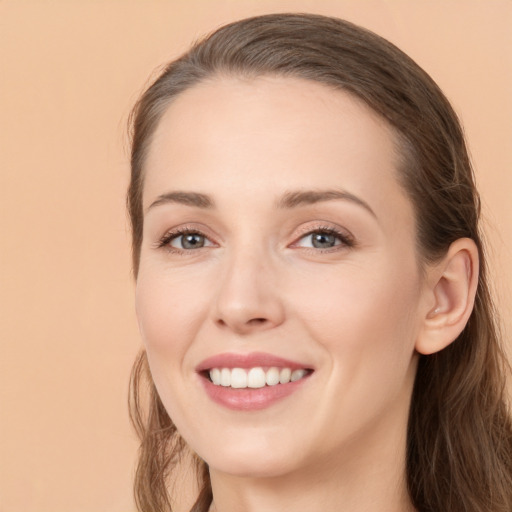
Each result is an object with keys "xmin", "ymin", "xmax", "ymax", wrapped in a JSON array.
[{"xmin": 204, "ymin": 367, "xmax": 314, "ymax": 389}]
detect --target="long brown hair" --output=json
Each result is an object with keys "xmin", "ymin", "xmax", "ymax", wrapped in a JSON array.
[{"xmin": 127, "ymin": 13, "xmax": 512, "ymax": 512}]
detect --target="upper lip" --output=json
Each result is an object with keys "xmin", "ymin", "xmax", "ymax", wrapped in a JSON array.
[{"xmin": 196, "ymin": 352, "xmax": 313, "ymax": 372}]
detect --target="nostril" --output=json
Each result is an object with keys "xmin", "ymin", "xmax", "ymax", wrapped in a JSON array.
[
  {"xmin": 248, "ymin": 318, "xmax": 267, "ymax": 325},
  {"xmin": 215, "ymin": 316, "xmax": 269, "ymax": 331}
]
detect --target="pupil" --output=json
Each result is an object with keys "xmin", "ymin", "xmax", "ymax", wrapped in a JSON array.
[
  {"xmin": 182, "ymin": 234, "xmax": 204, "ymax": 249},
  {"xmin": 312, "ymin": 233, "xmax": 336, "ymax": 248}
]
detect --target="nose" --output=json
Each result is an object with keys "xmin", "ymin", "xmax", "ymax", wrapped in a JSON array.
[{"xmin": 213, "ymin": 249, "xmax": 285, "ymax": 335}]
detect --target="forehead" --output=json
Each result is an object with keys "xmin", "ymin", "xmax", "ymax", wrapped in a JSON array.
[{"xmin": 143, "ymin": 75, "xmax": 413, "ymax": 227}]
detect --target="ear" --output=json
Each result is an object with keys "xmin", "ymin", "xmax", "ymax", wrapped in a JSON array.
[{"xmin": 415, "ymin": 238, "xmax": 479, "ymax": 355}]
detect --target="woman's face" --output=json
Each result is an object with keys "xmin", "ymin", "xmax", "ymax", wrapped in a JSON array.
[{"xmin": 136, "ymin": 76, "xmax": 430, "ymax": 478}]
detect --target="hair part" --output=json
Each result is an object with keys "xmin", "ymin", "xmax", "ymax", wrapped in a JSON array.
[{"xmin": 128, "ymin": 13, "xmax": 512, "ymax": 512}]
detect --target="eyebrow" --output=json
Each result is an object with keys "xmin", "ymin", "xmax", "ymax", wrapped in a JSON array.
[
  {"xmin": 146, "ymin": 188, "xmax": 375, "ymax": 217},
  {"xmin": 276, "ymin": 189, "xmax": 376, "ymax": 217},
  {"xmin": 146, "ymin": 191, "xmax": 215, "ymax": 212}
]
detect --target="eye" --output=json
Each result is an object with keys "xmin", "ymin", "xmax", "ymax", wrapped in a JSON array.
[
  {"xmin": 171, "ymin": 232, "xmax": 209, "ymax": 249},
  {"xmin": 157, "ymin": 229, "xmax": 215, "ymax": 251},
  {"xmin": 293, "ymin": 228, "xmax": 353, "ymax": 250}
]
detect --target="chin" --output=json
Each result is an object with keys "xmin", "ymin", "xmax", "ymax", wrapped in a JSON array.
[{"xmin": 202, "ymin": 442, "xmax": 301, "ymax": 478}]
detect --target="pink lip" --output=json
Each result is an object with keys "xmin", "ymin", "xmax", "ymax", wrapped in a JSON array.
[
  {"xmin": 200, "ymin": 377, "xmax": 310, "ymax": 411},
  {"xmin": 195, "ymin": 351, "xmax": 312, "ymax": 372},
  {"xmin": 196, "ymin": 352, "xmax": 314, "ymax": 411}
]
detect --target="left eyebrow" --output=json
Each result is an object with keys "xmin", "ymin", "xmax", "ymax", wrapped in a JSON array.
[{"xmin": 275, "ymin": 189, "xmax": 376, "ymax": 218}]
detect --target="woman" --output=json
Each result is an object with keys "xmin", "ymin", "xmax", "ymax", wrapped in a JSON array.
[{"xmin": 127, "ymin": 13, "xmax": 512, "ymax": 512}]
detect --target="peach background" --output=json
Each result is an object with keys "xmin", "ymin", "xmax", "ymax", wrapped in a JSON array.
[{"xmin": 1, "ymin": 1, "xmax": 510, "ymax": 511}]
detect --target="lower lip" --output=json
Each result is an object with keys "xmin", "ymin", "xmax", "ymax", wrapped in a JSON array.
[{"xmin": 199, "ymin": 374, "xmax": 311, "ymax": 411}]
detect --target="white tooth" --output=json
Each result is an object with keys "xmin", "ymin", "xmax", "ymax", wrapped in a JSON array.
[
  {"xmin": 220, "ymin": 368, "xmax": 231, "ymax": 387},
  {"xmin": 291, "ymin": 369, "xmax": 307, "ymax": 382},
  {"xmin": 210, "ymin": 368, "xmax": 221, "ymax": 385},
  {"xmin": 231, "ymin": 368, "xmax": 248, "ymax": 388},
  {"xmin": 279, "ymin": 367, "xmax": 292, "ymax": 384},
  {"xmin": 248, "ymin": 367, "xmax": 266, "ymax": 388},
  {"xmin": 265, "ymin": 367, "xmax": 280, "ymax": 386}
]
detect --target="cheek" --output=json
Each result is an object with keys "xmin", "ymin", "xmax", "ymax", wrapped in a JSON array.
[
  {"xmin": 296, "ymin": 260, "xmax": 418, "ymax": 335},
  {"xmin": 290, "ymin": 263, "xmax": 421, "ymax": 442},
  {"xmin": 134, "ymin": 267, "xmax": 213, "ymax": 425},
  {"xmin": 290, "ymin": 259, "xmax": 421, "ymax": 388},
  {"xmin": 135, "ymin": 266, "xmax": 210, "ymax": 363}
]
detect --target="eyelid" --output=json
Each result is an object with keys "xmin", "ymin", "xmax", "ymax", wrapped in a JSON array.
[
  {"xmin": 289, "ymin": 223, "xmax": 355, "ymax": 250},
  {"xmin": 170, "ymin": 231, "xmax": 215, "ymax": 249},
  {"xmin": 153, "ymin": 221, "xmax": 355, "ymax": 253},
  {"xmin": 154, "ymin": 224, "xmax": 219, "ymax": 252}
]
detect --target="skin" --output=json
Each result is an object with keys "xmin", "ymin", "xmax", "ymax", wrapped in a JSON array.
[{"xmin": 135, "ymin": 76, "xmax": 475, "ymax": 512}]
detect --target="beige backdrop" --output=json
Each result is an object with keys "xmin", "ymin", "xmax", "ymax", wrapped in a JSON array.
[{"xmin": 1, "ymin": 1, "xmax": 510, "ymax": 511}]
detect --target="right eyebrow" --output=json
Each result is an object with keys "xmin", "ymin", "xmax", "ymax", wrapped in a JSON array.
[{"xmin": 146, "ymin": 191, "xmax": 215, "ymax": 213}]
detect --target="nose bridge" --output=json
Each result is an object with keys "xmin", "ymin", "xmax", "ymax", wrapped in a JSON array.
[{"xmin": 213, "ymin": 237, "xmax": 284, "ymax": 333}]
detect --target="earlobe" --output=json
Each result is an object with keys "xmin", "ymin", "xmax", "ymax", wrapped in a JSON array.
[{"xmin": 415, "ymin": 238, "xmax": 479, "ymax": 355}]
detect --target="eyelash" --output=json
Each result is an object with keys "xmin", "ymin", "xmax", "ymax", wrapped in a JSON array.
[
  {"xmin": 293, "ymin": 225, "xmax": 355, "ymax": 252},
  {"xmin": 155, "ymin": 227, "xmax": 212, "ymax": 254},
  {"xmin": 155, "ymin": 225, "xmax": 355, "ymax": 254}
]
